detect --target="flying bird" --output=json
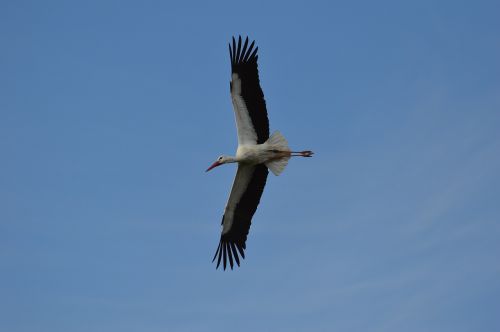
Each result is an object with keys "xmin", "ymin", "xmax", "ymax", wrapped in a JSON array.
[{"xmin": 207, "ymin": 36, "xmax": 313, "ymax": 270}]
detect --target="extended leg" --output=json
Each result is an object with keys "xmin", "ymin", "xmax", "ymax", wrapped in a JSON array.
[{"xmin": 290, "ymin": 150, "xmax": 314, "ymax": 157}]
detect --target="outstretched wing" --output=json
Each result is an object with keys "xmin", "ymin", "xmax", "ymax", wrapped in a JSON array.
[
  {"xmin": 229, "ymin": 36, "xmax": 270, "ymax": 145},
  {"xmin": 213, "ymin": 164, "xmax": 269, "ymax": 270}
]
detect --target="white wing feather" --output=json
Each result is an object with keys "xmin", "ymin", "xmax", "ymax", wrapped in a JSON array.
[
  {"xmin": 222, "ymin": 164, "xmax": 254, "ymax": 234},
  {"xmin": 230, "ymin": 73, "xmax": 258, "ymax": 145}
]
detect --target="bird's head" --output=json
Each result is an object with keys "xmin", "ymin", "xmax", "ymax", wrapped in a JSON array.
[{"xmin": 206, "ymin": 155, "xmax": 233, "ymax": 172}]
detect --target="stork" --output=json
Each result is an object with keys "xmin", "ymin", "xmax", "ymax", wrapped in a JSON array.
[{"xmin": 207, "ymin": 36, "xmax": 313, "ymax": 270}]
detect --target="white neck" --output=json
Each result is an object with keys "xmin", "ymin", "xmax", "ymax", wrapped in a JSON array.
[{"xmin": 225, "ymin": 156, "xmax": 238, "ymax": 163}]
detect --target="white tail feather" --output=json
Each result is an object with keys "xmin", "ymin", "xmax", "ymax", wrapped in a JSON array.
[
  {"xmin": 266, "ymin": 131, "xmax": 289, "ymax": 150},
  {"xmin": 266, "ymin": 158, "xmax": 289, "ymax": 176},
  {"xmin": 265, "ymin": 131, "xmax": 290, "ymax": 176}
]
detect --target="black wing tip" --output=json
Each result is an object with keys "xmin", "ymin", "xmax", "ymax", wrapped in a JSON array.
[
  {"xmin": 212, "ymin": 238, "xmax": 245, "ymax": 271},
  {"xmin": 230, "ymin": 35, "xmax": 258, "ymax": 67}
]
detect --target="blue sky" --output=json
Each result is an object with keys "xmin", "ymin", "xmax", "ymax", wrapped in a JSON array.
[{"xmin": 1, "ymin": 0, "xmax": 499, "ymax": 331}]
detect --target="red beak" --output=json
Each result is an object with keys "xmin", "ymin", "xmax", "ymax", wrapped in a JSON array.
[{"xmin": 206, "ymin": 161, "xmax": 221, "ymax": 172}]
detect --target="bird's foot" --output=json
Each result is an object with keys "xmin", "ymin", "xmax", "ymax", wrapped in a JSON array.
[{"xmin": 300, "ymin": 151, "xmax": 314, "ymax": 157}]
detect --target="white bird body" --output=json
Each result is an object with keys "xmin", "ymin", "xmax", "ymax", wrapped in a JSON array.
[
  {"xmin": 236, "ymin": 144, "xmax": 267, "ymax": 163},
  {"xmin": 207, "ymin": 36, "xmax": 313, "ymax": 270},
  {"xmin": 236, "ymin": 137, "xmax": 288, "ymax": 164}
]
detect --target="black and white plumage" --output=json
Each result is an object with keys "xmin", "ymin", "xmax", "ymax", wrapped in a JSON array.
[
  {"xmin": 229, "ymin": 36, "xmax": 269, "ymax": 145},
  {"xmin": 206, "ymin": 36, "xmax": 313, "ymax": 270}
]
